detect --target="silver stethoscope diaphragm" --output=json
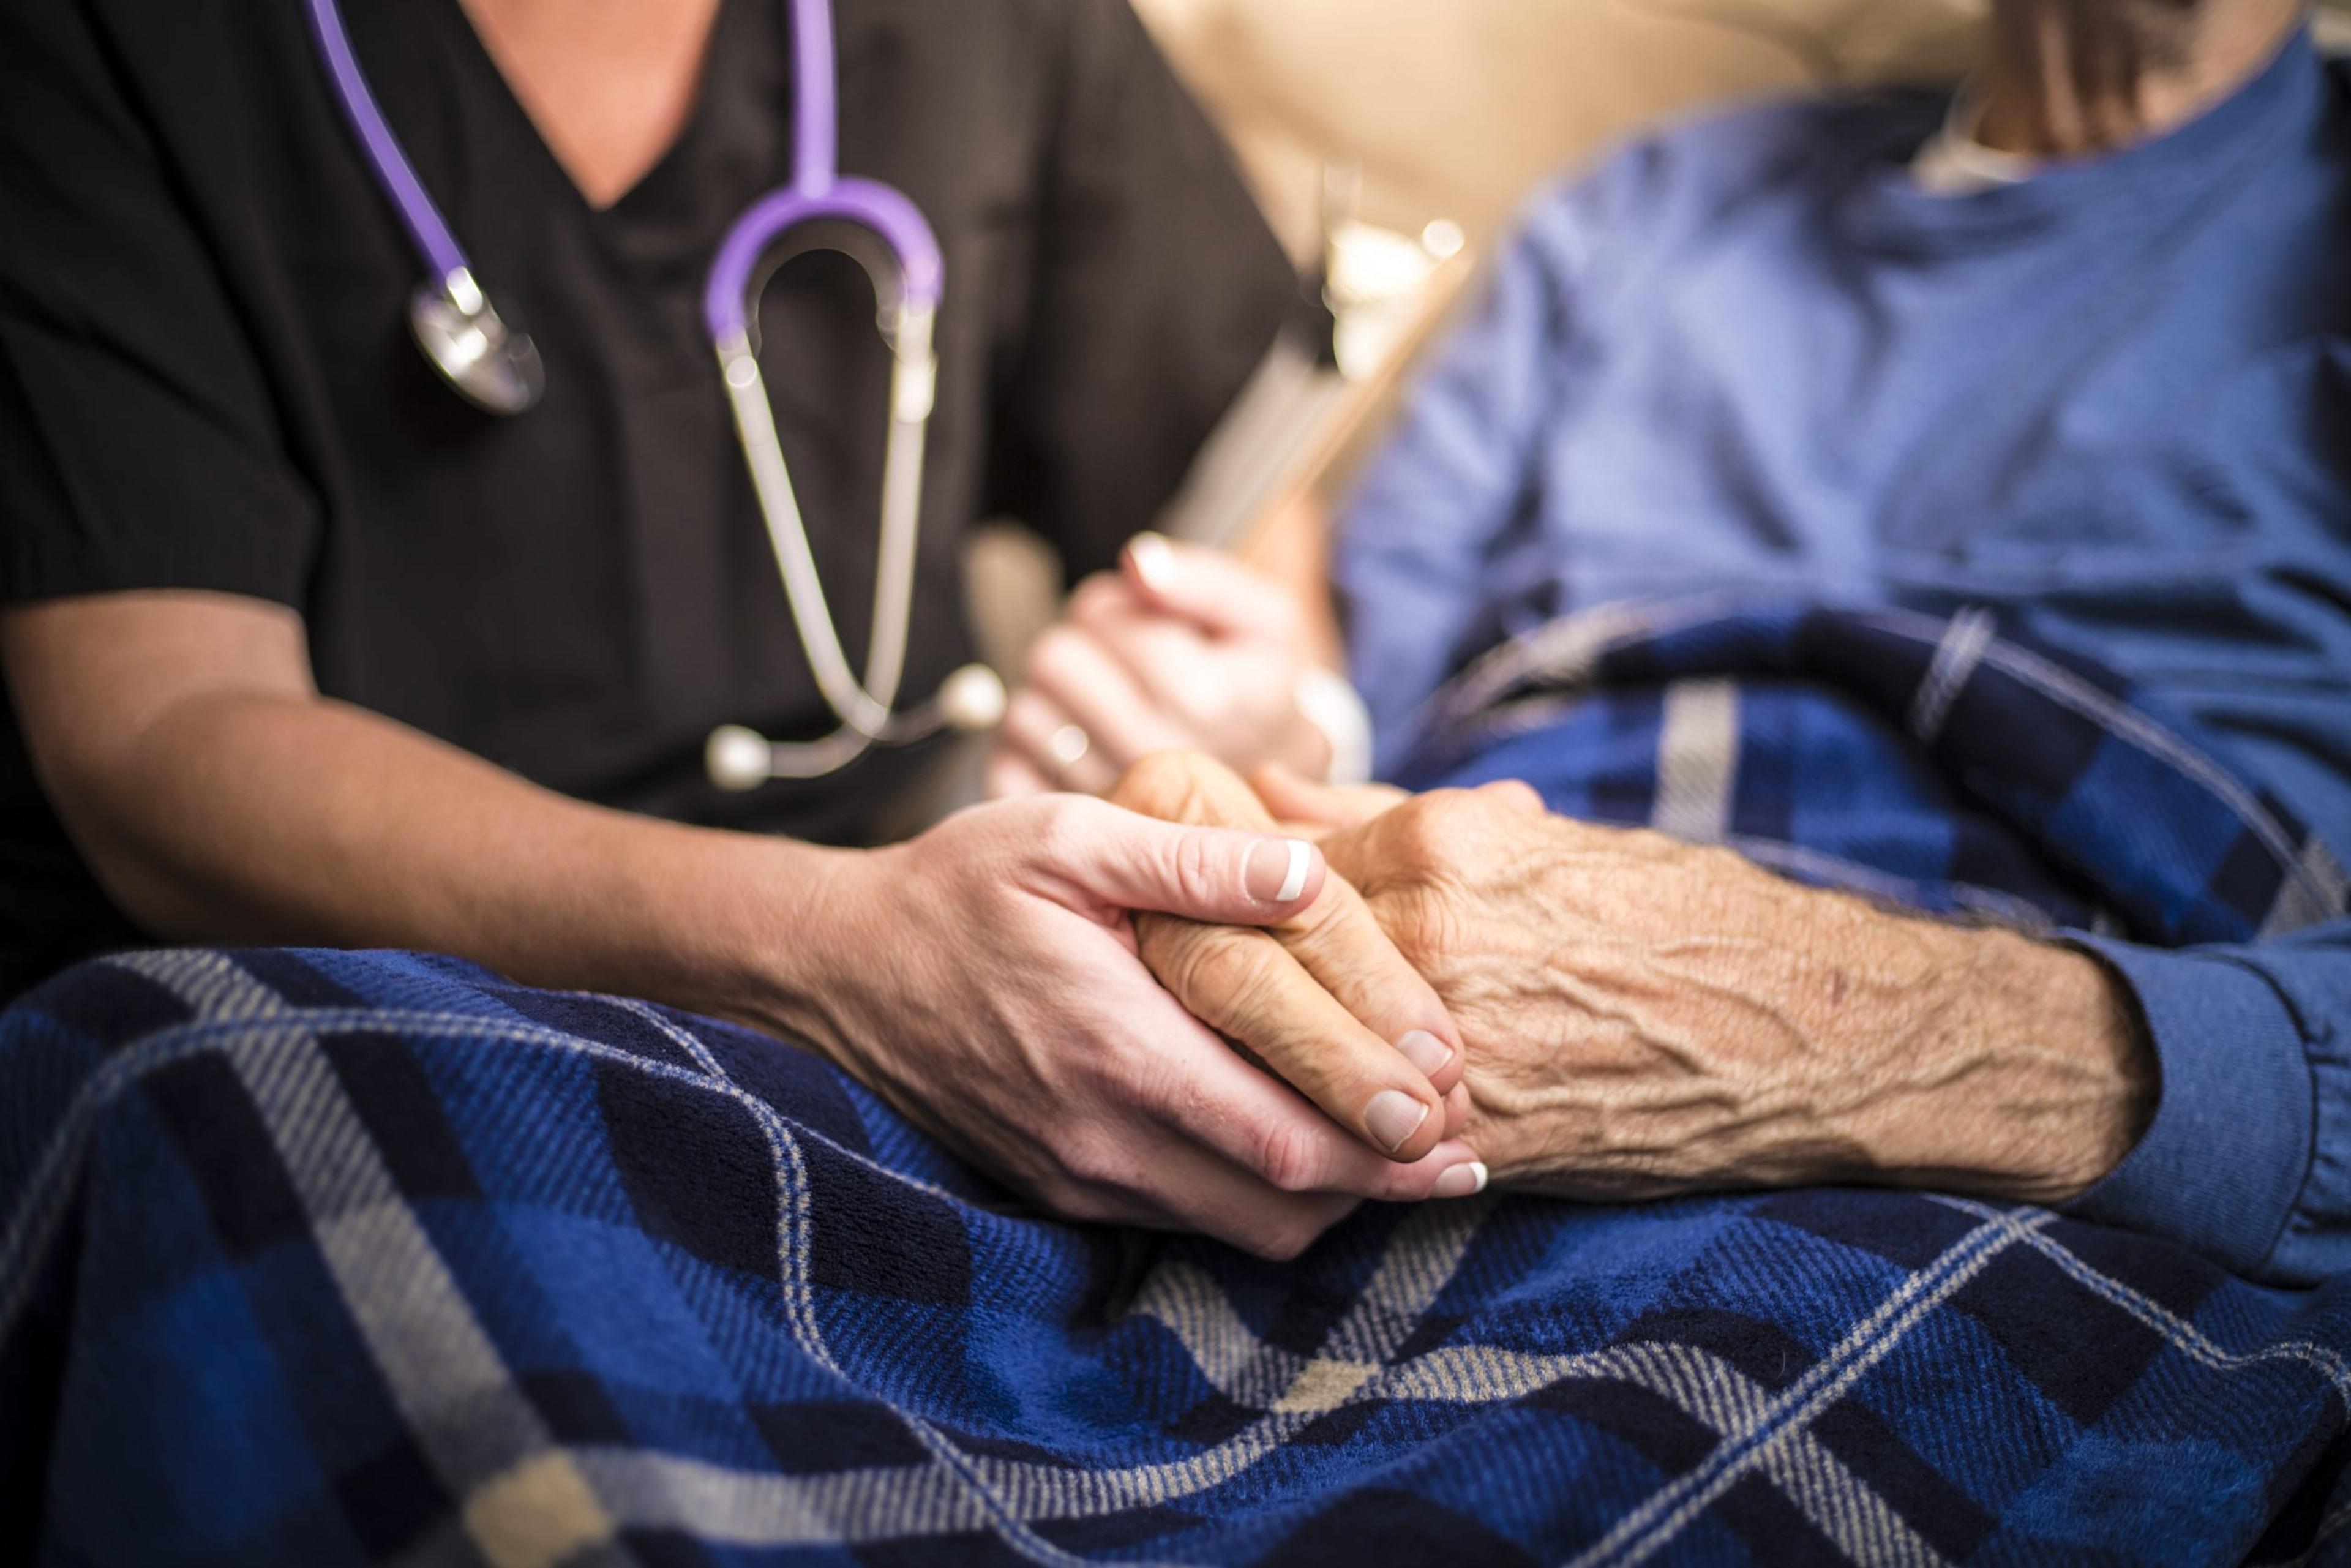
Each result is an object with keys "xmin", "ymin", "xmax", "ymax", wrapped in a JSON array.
[{"xmin": 410, "ymin": 268, "xmax": 544, "ymax": 416}]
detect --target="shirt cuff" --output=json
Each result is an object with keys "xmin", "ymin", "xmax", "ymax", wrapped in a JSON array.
[{"xmin": 2060, "ymin": 937, "xmax": 2314, "ymax": 1277}]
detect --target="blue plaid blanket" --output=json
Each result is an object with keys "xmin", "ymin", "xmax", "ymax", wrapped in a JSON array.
[{"xmin": 5, "ymin": 599, "xmax": 2350, "ymax": 1565}]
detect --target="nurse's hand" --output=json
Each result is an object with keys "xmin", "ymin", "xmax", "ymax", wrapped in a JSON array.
[
  {"xmin": 986, "ymin": 536, "xmax": 1330, "ymax": 798},
  {"xmin": 1106, "ymin": 752, "xmax": 1479, "ymax": 1172},
  {"xmin": 761, "ymin": 792, "xmax": 1484, "ymax": 1259}
]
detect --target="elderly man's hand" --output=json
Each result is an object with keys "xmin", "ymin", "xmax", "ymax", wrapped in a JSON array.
[
  {"xmin": 1108, "ymin": 754, "xmax": 1485, "ymax": 1191},
  {"xmin": 1294, "ymin": 784, "xmax": 2158, "ymax": 1204}
]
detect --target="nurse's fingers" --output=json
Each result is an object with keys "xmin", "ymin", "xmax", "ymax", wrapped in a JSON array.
[
  {"xmin": 1112, "ymin": 751, "xmax": 1465, "ymax": 1105},
  {"xmin": 1023, "ymin": 624, "xmax": 1192, "ymax": 770},
  {"xmin": 1141, "ymin": 1016, "xmax": 1487, "ymax": 1204},
  {"xmin": 1269, "ymin": 871, "xmax": 1464, "ymax": 1098},
  {"xmin": 1043, "ymin": 1119, "xmax": 1360, "ymax": 1261},
  {"xmin": 1137, "ymin": 913, "xmax": 1453, "ymax": 1163},
  {"xmin": 1003, "ymin": 686, "xmax": 1120, "ymax": 795},
  {"xmin": 1112, "ymin": 754, "xmax": 1461, "ymax": 1100},
  {"xmin": 1072, "ymin": 602, "xmax": 1231, "ymax": 735},
  {"xmin": 1064, "ymin": 569, "xmax": 1146, "ymax": 629}
]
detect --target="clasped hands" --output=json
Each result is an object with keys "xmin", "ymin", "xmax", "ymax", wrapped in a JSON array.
[
  {"xmin": 795, "ymin": 745, "xmax": 2149, "ymax": 1264},
  {"xmin": 1110, "ymin": 749, "xmax": 2156, "ymax": 1223},
  {"xmin": 929, "ymin": 533, "xmax": 2150, "ymax": 1255}
]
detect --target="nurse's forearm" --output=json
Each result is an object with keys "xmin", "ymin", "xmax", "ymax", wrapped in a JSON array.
[
  {"xmin": 91, "ymin": 687, "xmax": 836, "ymax": 1009},
  {"xmin": 2, "ymin": 592, "xmax": 833, "ymax": 1017}
]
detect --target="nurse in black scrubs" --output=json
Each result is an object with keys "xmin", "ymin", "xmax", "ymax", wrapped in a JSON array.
[{"xmin": 0, "ymin": 0, "xmax": 1484, "ymax": 1255}]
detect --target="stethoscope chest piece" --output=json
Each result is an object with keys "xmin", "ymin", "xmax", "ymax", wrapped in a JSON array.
[{"xmin": 411, "ymin": 268, "xmax": 545, "ymax": 416}]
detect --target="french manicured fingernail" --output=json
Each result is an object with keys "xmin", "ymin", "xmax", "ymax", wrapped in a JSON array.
[
  {"xmin": 1365, "ymin": 1090, "xmax": 1430, "ymax": 1152},
  {"xmin": 1127, "ymin": 531, "xmax": 1174, "ymax": 591},
  {"xmin": 1431, "ymin": 1161, "xmax": 1490, "ymax": 1199},
  {"xmin": 1396, "ymin": 1029, "xmax": 1452, "ymax": 1076},
  {"xmin": 1244, "ymin": 838, "xmax": 1315, "ymax": 903}
]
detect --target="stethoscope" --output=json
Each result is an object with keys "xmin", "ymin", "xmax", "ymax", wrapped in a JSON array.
[{"xmin": 302, "ymin": 0, "xmax": 1008, "ymax": 789}]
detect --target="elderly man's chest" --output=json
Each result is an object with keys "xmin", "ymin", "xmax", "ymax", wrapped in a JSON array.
[{"xmin": 1525, "ymin": 197, "xmax": 2351, "ymax": 599}]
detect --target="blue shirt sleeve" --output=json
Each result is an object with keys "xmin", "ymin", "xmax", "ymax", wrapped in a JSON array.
[{"xmin": 2067, "ymin": 917, "xmax": 2351, "ymax": 1287}]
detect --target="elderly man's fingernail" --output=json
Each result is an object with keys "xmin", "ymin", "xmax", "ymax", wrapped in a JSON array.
[
  {"xmin": 1365, "ymin": 1090, "xmax": 1430, "ymax": 1152},
  {"xmin": 1127, "ymin": 531, "xmax": 1175, "ymax": 591},
  {"xmin": 1396, "ymin": 1029, "xmax": 1452, "ymax": 1076},
  {"xmin": 1244, "ymin": 838, "xmax": 1315, "ymax": 902},
  {"xmin": 1431, "ymin": 1161, "xmax": 1490, "ymax": 1199}
]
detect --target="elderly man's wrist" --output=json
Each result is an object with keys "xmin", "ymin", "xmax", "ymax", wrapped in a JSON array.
[{"xmin": 1885, "ymin": 927, "xmax": 2156, "ymax": 1202}]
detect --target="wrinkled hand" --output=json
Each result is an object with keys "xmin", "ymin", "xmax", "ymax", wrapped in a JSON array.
[
  {"xmin": 1303, "ymin": 784, "xmax": 2156, "ymax": 1204},
  {"xmin": 988, "ymin": 536, "xmax": 1330, "ymax": 798},
  {"xmin": 773, "ymin": 792, "xmax": 1482, "ymax": 1260},
  {"xmin": 1108, "ymin": 754, "xmax": 1483, "ymax": 1193}
]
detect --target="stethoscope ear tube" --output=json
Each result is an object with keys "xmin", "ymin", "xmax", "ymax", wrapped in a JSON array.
[
  {"xmin": 703, "ymin": 655, "xmax": 1007, "ymax": 789},
  {"xmin": 705, "ymin": 298, "xmax": 1004, "ymax": 790},
  {"xmin": 705, "ymin": 664, "xmax": 1008, "ymax": 789},
  {"xmin": 689, "ymin": 13, "xmax": 966, "ymax": 789},
  {"xmin": 718, "ymin": 328, "xmax": 894, "ymax": 740}
]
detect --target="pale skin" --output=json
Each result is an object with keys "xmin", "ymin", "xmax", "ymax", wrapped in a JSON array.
[{"xmin": 0, "ymin": 0, "xmax": 1493, "ymax": 1261}]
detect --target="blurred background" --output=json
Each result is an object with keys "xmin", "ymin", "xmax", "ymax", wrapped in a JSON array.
[
  {"xmin": 1142, "ymin": 0, "xmax": 2351, "ymax": 257},
  {"xmin": 961, "ymin": 0, "xmax": 2351, "ymax": 688},
  {"xmin": 1135, "ymin": 0, "xmax": 1981, "ymax": 262}
]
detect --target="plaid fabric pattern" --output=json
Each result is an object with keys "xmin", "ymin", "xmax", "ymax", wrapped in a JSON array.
[
  {"xmin": 6, "ymin": 596, "xmax": 2350, "ymax": 1563},
  {"xmin": 1401, "ymin": 596, "xmax": 2351, "ymax": 943},
  {"xmin": 6, "ymin": 944, "xmax": 2351, "ymax": 1566}
]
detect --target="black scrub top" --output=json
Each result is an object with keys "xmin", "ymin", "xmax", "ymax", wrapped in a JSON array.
[{"xmin": 0, "ymin": 0, "xmax": 1296, "ymax": 997}]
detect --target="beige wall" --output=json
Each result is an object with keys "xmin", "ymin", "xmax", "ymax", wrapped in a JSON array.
[{"xmin": 1132, "ymin": 0, "xmax": 1984, "ymax": 258}]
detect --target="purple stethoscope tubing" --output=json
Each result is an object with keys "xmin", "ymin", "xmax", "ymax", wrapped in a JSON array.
[
  {"xmin": 302, "ymin": 0, "xmax": 467, "ymax": 284},
  {"xmin": 306, "ymin": 0, "xmax": 996, "ymax": 781}
]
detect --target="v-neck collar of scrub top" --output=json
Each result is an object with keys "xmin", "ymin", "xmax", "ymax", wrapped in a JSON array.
[{"xmin": 415, "ymin": 0, "xmax": 784, "ymax": 378}]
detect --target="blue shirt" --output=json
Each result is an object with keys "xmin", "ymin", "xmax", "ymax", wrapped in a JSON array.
[{"xmin": 1337, "ymin": 34, "xmax": 2351, "ymax": 1285}]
